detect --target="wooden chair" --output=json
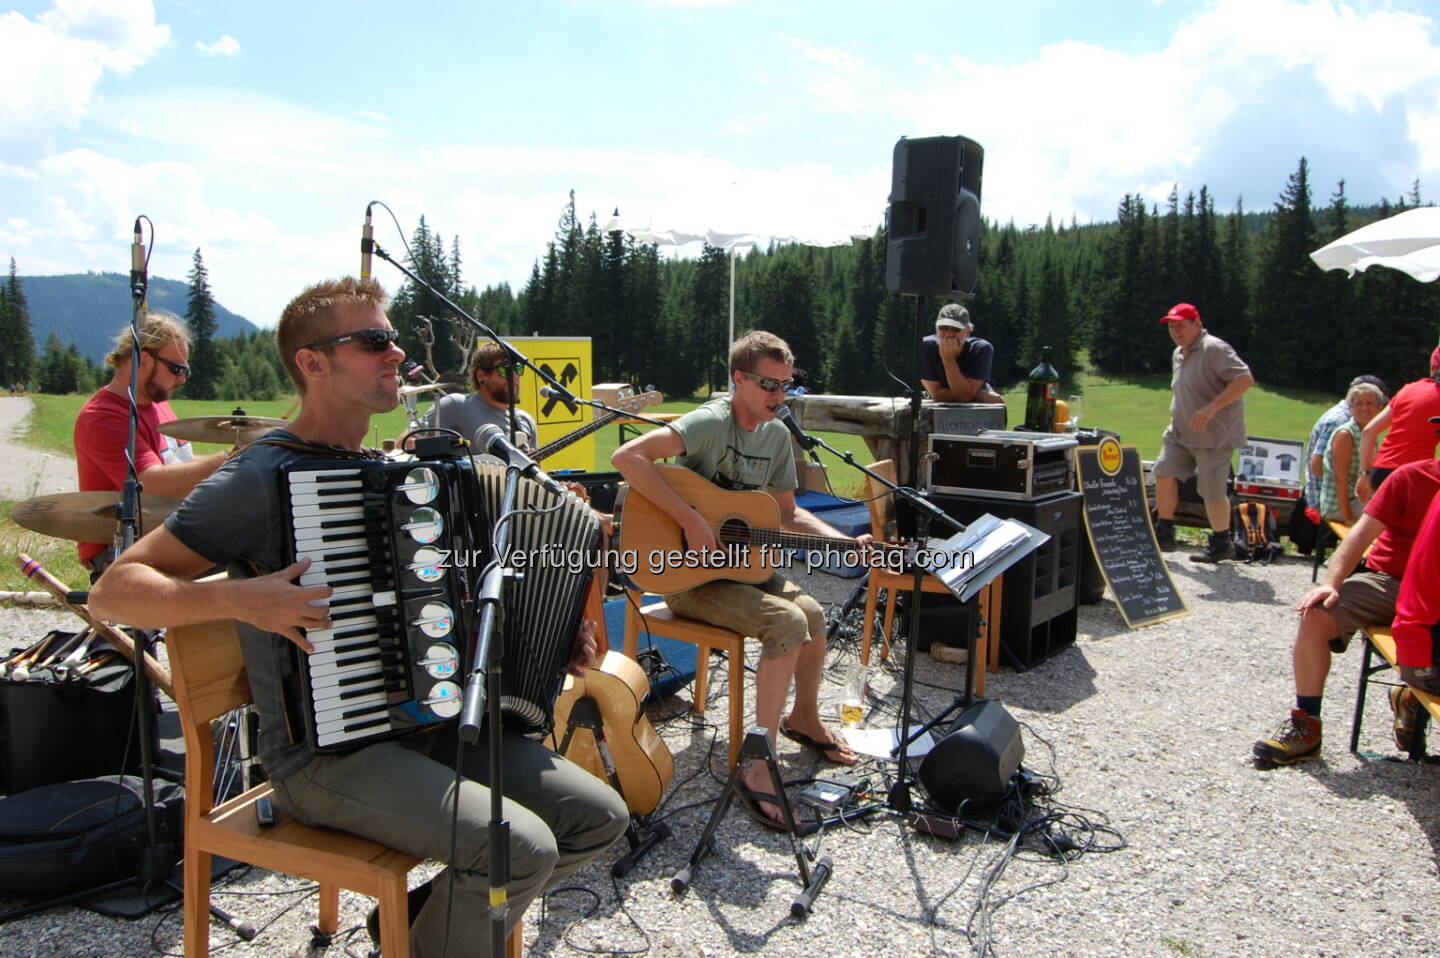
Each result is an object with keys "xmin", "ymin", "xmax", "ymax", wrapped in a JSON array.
[
  {"xmin": 168, "ymin": 619, "xmax": 521, "ymax": 958},
  {"xmin": 622, "ymin": 593, "xmax": 747, "ymax": 770},
  {"xmin": 858, "ymin": 460, "xmax": 998, "ymax": 695}
]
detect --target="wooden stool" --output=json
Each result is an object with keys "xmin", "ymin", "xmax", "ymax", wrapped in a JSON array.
[{"xmin": 623, "ymin": 595, "xmax": 748, "ymax": 769}]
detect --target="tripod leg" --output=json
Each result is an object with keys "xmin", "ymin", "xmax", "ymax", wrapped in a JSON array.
[{"xmin": 671, "ymin": 732, "xmax": 755, "ymax": 895}]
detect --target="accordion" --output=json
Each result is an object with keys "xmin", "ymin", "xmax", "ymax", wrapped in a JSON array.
[{"xmin": 283, "ymin": 454, "xmax": 600, "ymax": 752}]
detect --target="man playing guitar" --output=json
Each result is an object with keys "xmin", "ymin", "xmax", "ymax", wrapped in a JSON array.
[{"xmin": 612, "ymin": 330, "xmax": 871, "ymax": 827}]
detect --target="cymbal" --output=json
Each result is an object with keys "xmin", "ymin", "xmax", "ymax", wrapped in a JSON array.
[
  {"xmin": 12, "ymin": 492, "xmax": 183, "ymax": 543},
  {"xmin": 399, "ymin": 382, "xmax": 448, "ymax": 398},
  {"xmin": 159, "ymin": 415, "xmax": 288, "ymax": 445}
]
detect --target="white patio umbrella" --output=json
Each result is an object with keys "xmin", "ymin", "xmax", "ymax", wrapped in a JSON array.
[{"xmin": 1310, "ymin": 206, "xmax": 1440, "ymax": 282}]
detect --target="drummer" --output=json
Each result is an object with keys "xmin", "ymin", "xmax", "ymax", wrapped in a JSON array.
[
  {"xmin": 422, "ymin": 341, "xmax": 537, "ymax": 450},
  {"xmin": 72, "ymin": 310, "xmax": 229, "ymax": 578}
]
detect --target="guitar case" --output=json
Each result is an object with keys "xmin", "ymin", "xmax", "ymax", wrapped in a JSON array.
[{"xmin": 0, "ymin": 775, "xmax": 184, "ymax": 898}]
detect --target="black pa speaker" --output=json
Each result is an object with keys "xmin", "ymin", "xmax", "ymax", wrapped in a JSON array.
[
  {"xmin": 918, "ymin": 699, "xmax": 1023, "ymax": 810},
  {"xmin": 885, "ymin": 135, "xmax": 984, "ymax": 298}
]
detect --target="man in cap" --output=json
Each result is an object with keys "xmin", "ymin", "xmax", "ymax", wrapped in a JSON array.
[
  {"xmin": 1152, "ymin": 302, "xmax": 1254, "ymax": 563},
  {"xmin": 919, "ymin": 304, "xmax": 1004, "ymax": 404}
]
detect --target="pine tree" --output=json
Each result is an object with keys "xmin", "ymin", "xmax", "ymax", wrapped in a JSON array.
[
  {"xmin": 2, "ymin": 258, "xmax": 35, "ymax": 387},
  {"xmin": 1251, "ymin": 157, "xmax": 1320, "ymax": 386},
  {"xmin": 184, "ymin": 248, "xmax": 219, "ymax": 399}
]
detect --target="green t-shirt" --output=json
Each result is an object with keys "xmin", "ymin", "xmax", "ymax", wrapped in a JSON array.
[{"xmin": 671, "ymin": 395, "xmax": 798, "ymax": 493}]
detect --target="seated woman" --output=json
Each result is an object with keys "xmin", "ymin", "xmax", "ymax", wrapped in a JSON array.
[{"xmin": 1318, "ymin": 381, "xmax": 1387, "ymax": 525}]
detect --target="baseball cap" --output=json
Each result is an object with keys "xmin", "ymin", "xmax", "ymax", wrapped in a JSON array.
[
  {"xmin": 1159, "ymin": 303, "xmax": 1201, "ymax": 324},
  {"xmin": 936, "ymin": 304, "xmax": 970, "ymax": 330}
]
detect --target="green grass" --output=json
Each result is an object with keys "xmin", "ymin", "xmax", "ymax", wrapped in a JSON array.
[
  {"xmin": 999, "ymin": 370, "xmax": 1335, "ymax": 460},
  {"xmin": 18, "ymin": 372, "xmax": 1339, "ymax": 499}
]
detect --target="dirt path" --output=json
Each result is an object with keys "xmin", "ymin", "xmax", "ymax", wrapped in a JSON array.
[{"xmin": 0, "ymin": 396, "xmax": 76, "ymax": 500}]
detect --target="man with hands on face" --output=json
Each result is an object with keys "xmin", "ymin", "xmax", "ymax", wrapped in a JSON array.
[
  {"xmin": 918, "ymin": 303, "xmax": 1005, "ymax": 404},
  {"xmin": 89, "ymin": 277, "xmax": 625, "ymax": 958}
]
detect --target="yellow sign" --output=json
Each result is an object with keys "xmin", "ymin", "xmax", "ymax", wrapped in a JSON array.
[
  {"xmin": 506, "ymin": 336, "xmax": 593, "ymax": 472},
  {"xmin": 1096, "ymin": 436, "xmax": 1123, "ymax": 476}
]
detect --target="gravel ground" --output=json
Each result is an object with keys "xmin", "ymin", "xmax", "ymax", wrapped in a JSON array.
[{"xmin": 1, "ymin": 542, "xmax": 1437, "ymax": 958}]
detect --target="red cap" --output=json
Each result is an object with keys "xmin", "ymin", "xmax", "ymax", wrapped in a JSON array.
[{"xmin": 1160, "ymin": 303, "xmax": 1201, "ymax": 324}]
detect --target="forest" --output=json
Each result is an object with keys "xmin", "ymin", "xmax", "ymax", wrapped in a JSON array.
[{"xmin": 7, "ymin": 156, "xmax": 1440, "ymax": 402}]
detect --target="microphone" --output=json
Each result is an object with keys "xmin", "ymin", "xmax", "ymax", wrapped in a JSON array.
[
  {"xmin": 538, "ymin": 384, "xmax": 571, "ymax": 401},
  {"xmin": 130, "ymin": 218, "xmax": 147, "ymax": 305},
  {"xmin": 473, "ymin": 423, "xmax": 566, "ymax": 497},
  {"xmin": 360, "ymin": 205, "xmax": 374, "ymax": 279},
  {"xmin": 774, "ymin": 404, "xmax": 819, "ymax": 450}
]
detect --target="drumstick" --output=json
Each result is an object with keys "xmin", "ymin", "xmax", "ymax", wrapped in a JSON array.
[
  {"xmin": 15, "ymin": 553, "xmax": 174, "ymax": 698},
  {"xmin": 73, "ymin": 651, "xmax": 118, "ymax": 678}
]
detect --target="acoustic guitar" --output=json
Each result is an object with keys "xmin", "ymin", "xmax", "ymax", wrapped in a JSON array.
[
  {"xmin": 548, "ymin": 549, "xmax": 674, "ymax": 816},
  {"xmin": 613, "ymin": 464, "xmax": 888, "ymax": 593}
]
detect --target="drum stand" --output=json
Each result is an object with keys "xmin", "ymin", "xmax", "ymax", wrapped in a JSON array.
[
  {"xmin": 671, "ymin": 728, "xmax": 832, "ymax": 919},
  {"xmin": 553, "ymin": 697, "xmax": 670, "ymax": 877}
]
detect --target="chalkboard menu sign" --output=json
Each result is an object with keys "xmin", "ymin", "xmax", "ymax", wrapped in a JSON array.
[{"xmin": 1075, "ymin": 438, "xmax": 1189, "ymax": 628}]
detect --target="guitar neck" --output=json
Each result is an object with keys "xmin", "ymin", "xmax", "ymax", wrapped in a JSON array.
[
  {"xmin": 712, "ymin": 524, "xmax": 860, "ymax": 554},
  {"xmin": 534, "ymin": 409, "xmax": 622, "ymax": 462}
]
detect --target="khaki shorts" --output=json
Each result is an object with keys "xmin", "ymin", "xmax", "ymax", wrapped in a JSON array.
[
  {"xmin": 1153, "ymin": 435, "xmax": 1234, "ymax": 501},
  {"xmin": 1325, "ymin": 571, "xmax": 1401, "ymax": 650},
  {"xmin": 663, "ymin": 574, "xmax": 825, "ymax": 659}
]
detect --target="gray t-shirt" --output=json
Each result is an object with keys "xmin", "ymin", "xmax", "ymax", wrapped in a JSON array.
[
  {"xmin": 1165, "ymin": 331, "xmax": 1250, "ymax": 449},
  {"xmin": 423, "ymin": 392, "xmax": 537, "ymax": 452},
  {"xmin": 671, "ymin": 395, "xmax": 798, "ymax": 492},
  {"xmin": 164, "ymin": 430, "xmax": 330, "ymax": 779}
]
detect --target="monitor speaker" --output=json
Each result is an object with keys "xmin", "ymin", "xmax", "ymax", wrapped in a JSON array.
[
  {"xmin": 885, "ymin": 135, "xmax": 984, "ymax": 298},
  {"xmin": 918, "ymin": 699, "xmax": 1023, "ymax": 810}
]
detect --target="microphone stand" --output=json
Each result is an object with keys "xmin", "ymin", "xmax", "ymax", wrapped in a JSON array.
[
  {"xmin": 1, "ymin": 219, "xmax": 251, "ymax": 940},
  {"xmin": 775, "ymin": 414, "xmax": 965, "ymax": 812},
  {"xmin": 458, "ymin": 464, "xmax": 522, "ymax": 958},
  {"xmin": 369, "ymin": 234, "xmax": 547, "ymax": 956}
]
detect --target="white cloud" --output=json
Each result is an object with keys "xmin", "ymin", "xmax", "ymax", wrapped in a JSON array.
[
  {"xmin": 354, "ymin": 109, "xmax": 389, "ymax": 123},
  {"xmin": 194, "ymin": 34, "xmax": 239, "ymax": 57},
  {"xmin": 0, "ymin": 1, "xmax": 169, "ymax": 142},
  {"xmin": 786, "ymin": 0, "xmax": 1440, "ymax": 226}
]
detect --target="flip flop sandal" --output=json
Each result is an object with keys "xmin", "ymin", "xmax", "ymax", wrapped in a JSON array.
[{"xmin": 779, "ymin": 720, "xmax": 859, "ymax": 765}]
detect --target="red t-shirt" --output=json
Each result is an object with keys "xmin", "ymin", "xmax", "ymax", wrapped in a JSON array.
[
  {"xmin": 1360, "ymin": 458, "xmax": 1440, "ymax": 577},
  {"xmin": 1373, "ymin": 378, "xmax": 1440, "ymax": 469},
  {"xmin": 72, "ymin": 388, "xmax": 191, "ymax": 563},
  {"xmin": 1393, "ymin": 492, "xmax": 1440, "ymax": 667}
]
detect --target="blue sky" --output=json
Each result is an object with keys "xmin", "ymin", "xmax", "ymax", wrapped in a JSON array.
[{"xmin": 3, "ymin": 0, "xmax": 1440, "ymax": 327}]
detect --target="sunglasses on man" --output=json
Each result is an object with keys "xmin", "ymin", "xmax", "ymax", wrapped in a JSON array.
[
  {"xmin": 739, "ymin": 370, "xmax": 793, "ymax": 393},
  {"xmin": 143, "ymin": 349, "xmax": 191, "ymax": 379},
  {"xmin": 303, "ymin": 328, "xmax": 401, "ymax": 352},
  {"xmin": 485, "ymin": 363, "xmax": 524, "ymax": 377}
]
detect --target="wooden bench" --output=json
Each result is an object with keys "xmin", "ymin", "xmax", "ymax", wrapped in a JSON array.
[
  {"xmin": 1348, "ymin": 624, "xmax": 1440, "ymax": 760},
  {"xmin": 1310, "ymin": 519, "xmax": 1351, "ymax": 582}
]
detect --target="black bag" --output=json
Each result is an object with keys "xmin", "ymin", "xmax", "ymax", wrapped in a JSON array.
[
  {"xmin": 0, "ymin": 776, "xmax": 183, "ymax": 898},
  {"xmin": 1232, "ymin": 501, "xmax": 1283, "ymax": 564},
  {"xmin": 1287, "ymin": 494, "xmax": 1318, "ymax": 555},
  {"xmin": 0, "ymin": 631, "xmax": 151, "ymax": 795}
]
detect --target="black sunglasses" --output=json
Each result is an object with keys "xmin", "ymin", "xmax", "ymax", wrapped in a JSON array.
[
  {"xmin": 739, "ymin": 370, "xmax": 793, "ymax": 392},
  {"xmin": 143, "ymin": 349, "xmax": 190, "ymax": 379},
  {"xmin": 303, "ymin": 328, "xmax": 400, "ymax": 352}
]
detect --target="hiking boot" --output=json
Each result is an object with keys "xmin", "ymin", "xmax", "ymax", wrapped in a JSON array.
[
  {"xmin": 1389, "ymin": 685, "xmax": 1418, "ymax": 753},
  {"xmin": 1253, "ymin": 709, "xmax": 1322, "ymax": 768},
  {"xmin": 367, "ymin": 880, "xmax": 434, "ymax": 949},
  {"xmin": 1154, "ymin": 518, "xmax": 1176, "ymax": 552},
  {"xmin": 1190, "ymin": 530, "xmax": 1234, "ymax": 563}
]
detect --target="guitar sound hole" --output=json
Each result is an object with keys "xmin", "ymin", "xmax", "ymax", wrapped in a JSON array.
[{"xmin": 718, "ymin": 518, "xmax": 749, "ymax": 546}]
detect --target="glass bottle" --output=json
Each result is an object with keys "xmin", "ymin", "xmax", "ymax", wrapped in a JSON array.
[{"xmin": 1023, "ymin": 346, "xmax": 1059, "ymax": 432}]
